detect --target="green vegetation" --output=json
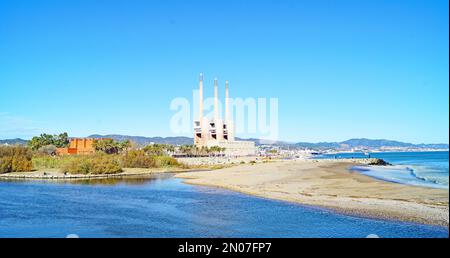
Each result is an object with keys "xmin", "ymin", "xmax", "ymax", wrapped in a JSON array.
[
  {"xmin": 121, "ymin": 150, "xmax": 155, "ymax": 168},
  {"xmin": 32, "ymin": 154, "xmax": 80, "ymax": 170},
  {"xmin": 93, "ymin": 139, "xmax": 131, "ymax": 154},
  {"xmin": 0, "ymin": 146, "xmax": 33, "ymax": 173},
  {"xmin": 210, "ymin": 164, "xmax": 226, "ymax": 170},
  {"xmin": 121, "ymin": 149, "xmax": 180, "ymax": 168},
  {"xmin": 153, "ymin": 155, "xmax": 180, "ymax": 167},
  {"xmin": 143, "ymin": 144, "xmax": 174, "ymax": 156},
  {"xmin": 28, "ymin": 132, "xmax": 69, "ymax": 150},
  {"xmin": 3, "ymin": 133, "xmax": 189, "ymax": 175},
  {"xmin": 178, "ymin": 145, "xmax": 225, "ymax": 157},
  {"xmin": 37, "ymin": 145, "xmax": 57, "ymax": 155},
  {"xmin": 61, "ymin": 154, "xmax": 122, "ymax": 174}
]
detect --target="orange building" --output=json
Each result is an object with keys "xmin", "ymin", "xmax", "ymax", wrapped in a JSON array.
[{"xmin": 56, "ymin": 138, "xmax": 98, "ymax": 155}]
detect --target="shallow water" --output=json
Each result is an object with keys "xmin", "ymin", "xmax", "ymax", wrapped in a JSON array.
[
  {"xmin": 0, "ymin": 175, "xmax": 447, "ymax": 238},
  {"xmin": 316, "ymin": 151, "xmax": 449, "ymax": 189}
]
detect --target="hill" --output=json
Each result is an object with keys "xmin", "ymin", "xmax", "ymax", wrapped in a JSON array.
[
  {"xmin": 0, "ymin": 138, "xmax": 28, "ymax": 145},
  {"xmin": 87, "ymin": 134, "xmax": 193, "ymax": 146},
  {"xmin": 295, "ymin": 138, "xmax": 449, "ymax": 150}
]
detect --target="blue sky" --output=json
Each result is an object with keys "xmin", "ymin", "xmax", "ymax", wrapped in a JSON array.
[{"xmin": 0, "ymin": 0, "xmax": 448, "ymax": 143}]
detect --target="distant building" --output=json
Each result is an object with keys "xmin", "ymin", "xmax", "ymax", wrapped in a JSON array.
[
  {"xmin": 56, "ymin": 138, "xmax": 101, "ymax": 155},
  {"xmin": 194, "ymin": 74, "xmax": 255, "ymax": 156}
]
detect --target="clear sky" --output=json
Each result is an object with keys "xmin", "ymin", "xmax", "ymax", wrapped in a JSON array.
[{"xmin": 0, "ymin": 0, "xmax": 448, "ymax": 143}]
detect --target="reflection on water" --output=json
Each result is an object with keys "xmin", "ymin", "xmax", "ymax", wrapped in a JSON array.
[
  {"xmin": 0, "ymin": 173, "xmax": 174, "ymax": 186},
  {"xmin": 68, "ymin": 173, "xmax": 175, "ymax": 186},
  {"xmin": 0, "ymin": 175, "xmax": 448, "ymax": 238}
]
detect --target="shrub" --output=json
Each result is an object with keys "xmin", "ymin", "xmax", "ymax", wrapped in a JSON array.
[
  {"xmin": 153, "ymin": 156, "xmax": 179, "ymax": 167},
  {"xmin": 37, "ymin": 144, "xmax": 57, "ymax": 156},
  {"xmin": 32, "ymin": 155, "xmax": 62, "ymax": 169},
  {"xmin": 61, "ymin": 154, "xmax": 122, "ymax": 174},
  {"xmin": 121, "ymin": 150, "xmax": 181, "ymax": 168},
  {"xmin": 90, "ymin": 155, "xmax": 122, "ymax": 174},
  {"xmin": 0, "ymin": 146, "xmax": 33, "ymax": 173},
  {"xmin": 0, "ymin": 157, "xmax": 12, "ymax": 173},
  {"xmin": 121, "ymin": 150, "xmax": 155, "ymax": 168},
  {"xmin": 32, "ymin": 154, "xmax": 76, "ymax": 170}
]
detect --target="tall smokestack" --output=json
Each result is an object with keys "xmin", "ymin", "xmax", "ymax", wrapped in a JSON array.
[
  {"xmin": 199, "ymin": 73, "xmax": 203, "ymax": 125},
  {"xmin": 214, "ymin": 77, "xmax": 219, "ymax": 121},
  {"xmin": 225, "ymin": 80, "xmax": 229, "ymax": 121}
]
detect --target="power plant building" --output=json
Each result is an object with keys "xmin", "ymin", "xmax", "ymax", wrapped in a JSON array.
[{"xmin": 194, "ymin": 74, "xmax": 255, "ymax": 156}]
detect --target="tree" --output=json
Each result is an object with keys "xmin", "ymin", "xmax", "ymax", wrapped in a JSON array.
[
  {"xmin": 210, "ymin": 146, "xmax": 220, "ymax": 156},
  {"xmin": 93, "ymin": 139, "xmax": 129, "ymax": 154},
  {"xmin": 119, "ymin": 140, "xmax": 132, "ymax": 152},
  {"xmin": 28, "ymin": 132, "xmax": 69, "ymax": 150},
  {"xmin": 179, "ymin": 145, "xmax": 195, "ymax": 157},
  {"xmin": 54, "ymin": 132, "xmax": 69, "ymax": 148},
  {"xmin": 143, "ymin": 144, "xmax": 175, "ymax": 156}
]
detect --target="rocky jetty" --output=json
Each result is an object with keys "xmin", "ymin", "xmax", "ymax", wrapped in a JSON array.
[{"xmin": 366, "ymin": 158, "xmax": 391, "ymax": 166}]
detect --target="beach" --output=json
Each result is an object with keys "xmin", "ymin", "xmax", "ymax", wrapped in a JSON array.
[{"xmin": 175, "ymin": 159, "xmax": 449, "ymax": 226}]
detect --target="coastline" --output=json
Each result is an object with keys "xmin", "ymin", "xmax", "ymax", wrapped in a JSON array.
[{"xmin": 175, "ymin": 159, "xmax": 449, "ymax": 227}]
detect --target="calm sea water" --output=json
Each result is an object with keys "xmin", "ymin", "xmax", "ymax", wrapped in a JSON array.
[
  {"xmin": 0, "ymin": 174, "xmax": 447, "ymax": 238},
  {"xmin": 316, "ymin": 151, "xmax": 449, "ymax": 189}
]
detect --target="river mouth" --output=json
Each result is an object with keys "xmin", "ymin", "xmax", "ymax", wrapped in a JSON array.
[{"xmin": 0, "ymin": 175, "xmax": 448, "ymax": 238}]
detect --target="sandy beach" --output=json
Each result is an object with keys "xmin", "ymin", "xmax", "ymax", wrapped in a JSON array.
[{"xmin": 176, "ymin": 159, "xmax": 449, "ymax": 227}]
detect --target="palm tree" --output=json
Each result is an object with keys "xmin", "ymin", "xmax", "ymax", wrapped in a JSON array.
[
  {"xmin": 165, "ymin": 144, "xmax": 175, "ymax": 155},
  {"xmin": 204, "ymin": 146, "xmax": 211, "ymax": 157},
  {"xmin": 180, "ymin": 144, "xmax": 195, "ymax": 157}
]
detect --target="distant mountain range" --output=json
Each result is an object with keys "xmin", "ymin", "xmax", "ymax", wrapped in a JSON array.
[
  {"xmin": 88, "ymin": 134, "xmax": 193, "ymax": 146},
  {"xmin": 1, "ymin": 135, "xmax": 448, "ymax": 150},
  {"xmin": 88, "ymin": 135, "xmax": 292, "ymax": 147},
  {"xmin": 0, "ymin": 138, "xmax": 28, "ymax": 145},
  {"xmin": 295, "ymin": 138, "xmax": 449, "ymax": 150}
]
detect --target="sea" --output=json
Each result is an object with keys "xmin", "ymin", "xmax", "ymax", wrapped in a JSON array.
[{"xmin": 315, "ymin": 151, "xmax": 449, "ymax": 189}]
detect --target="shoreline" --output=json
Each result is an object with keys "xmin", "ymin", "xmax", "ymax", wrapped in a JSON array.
[{"xmin": 175, "ymin": 159, "xmax": 449, "ymax": 227}]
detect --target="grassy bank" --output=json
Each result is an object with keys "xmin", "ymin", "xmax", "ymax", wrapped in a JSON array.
[
  {"xmin": 31, "ymin": 151, "xmax": 186, "ymax": 175},
  {"xmin": 61, "ymin": 154, "xmax": 122, "ymax": 174}
]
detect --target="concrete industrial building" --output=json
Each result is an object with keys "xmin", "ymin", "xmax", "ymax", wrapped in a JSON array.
[{"xmin": 194, "ymin": 73, "xmax": 255, "ymax": 156}]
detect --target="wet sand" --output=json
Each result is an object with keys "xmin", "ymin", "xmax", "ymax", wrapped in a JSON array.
[{"xmin": 176, "ymin": 159, "xmax": 449, "ymax": 227}]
